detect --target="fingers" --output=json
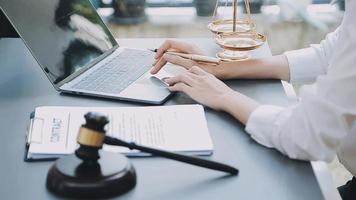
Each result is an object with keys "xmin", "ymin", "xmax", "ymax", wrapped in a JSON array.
[
  {"xmin": 155, "ymin": 40, "xmax": 196, "ymax": 59},
  {"xmin": 164, "ymin": 66, "xmax": 209, "ymax": 86},
  {"xmin": 151, "ymin": 54, "xmax": 194, "ymax": 74},
  {"xmin": 168, "ymin": 82, "xmax": 192, "ymax": 95},
  {"xmin": 150, "ymin": 56, "xmax": 167, "ymax": 74},
  {"xmin": 189, "ymin": 66, "xmax": 209, "ymax": 76},
  {"xmin": 165, "ymin": 73, "xmax": 195, "ymax": 86},
  {"xmin": 164, "ymin": 54, "xmax": 194, "ymax": 69}
]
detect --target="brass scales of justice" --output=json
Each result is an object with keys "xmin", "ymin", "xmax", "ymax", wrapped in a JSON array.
[{"xmin": 208, "ymin": 0, "xmax": 266, "ymax": 61}]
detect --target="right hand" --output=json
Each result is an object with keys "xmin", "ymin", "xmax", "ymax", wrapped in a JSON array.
[
  {"xmin": 165, "ymin": 66, "xmax": 236, "ymax": 111},
  {"xmin": 151, "ymin": 40, "xmax": 223, "ymax": 78}
]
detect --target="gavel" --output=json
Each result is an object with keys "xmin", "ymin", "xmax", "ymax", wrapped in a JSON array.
[{"xmin": 47, "ymin": 112, "xmax": 238, "ymax": 198}]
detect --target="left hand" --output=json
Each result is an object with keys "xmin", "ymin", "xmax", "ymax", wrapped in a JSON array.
[
  {"xmin": 151, "ymin": 40, "xmax": 225, "ymax": 79},
  {"xmin": 165, "ymin": 66, "xmax": 235, "ymax": 111}
]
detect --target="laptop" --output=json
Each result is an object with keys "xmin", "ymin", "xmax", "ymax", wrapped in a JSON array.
[{"xmin": 0, "ymin": 0, "xmax": 172, "ymax": 104}]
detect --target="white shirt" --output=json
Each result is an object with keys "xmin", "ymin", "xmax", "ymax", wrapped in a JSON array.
[{"xmin": 245, "ymin": 0, "xmax": 356, "ymax": 176}]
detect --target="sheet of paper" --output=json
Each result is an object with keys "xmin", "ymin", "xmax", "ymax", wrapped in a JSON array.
[{"xmin": 28, "ymin": 105, "xmax": 213, "ymax": 157}]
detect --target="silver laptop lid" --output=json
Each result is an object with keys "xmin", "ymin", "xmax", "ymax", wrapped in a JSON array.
[{"xmin": 0, "ymin": 0, "xmax": 118, "ymax": 89}]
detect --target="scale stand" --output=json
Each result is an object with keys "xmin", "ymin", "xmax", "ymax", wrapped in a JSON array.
[{"xmin": 208, "ymin": 0, "xmax": 266, "ymax": 61}]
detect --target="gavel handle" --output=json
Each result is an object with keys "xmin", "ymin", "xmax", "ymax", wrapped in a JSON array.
[{"xmin": 104, "ymin": 136, "xmax": 238, "ymax": 175}]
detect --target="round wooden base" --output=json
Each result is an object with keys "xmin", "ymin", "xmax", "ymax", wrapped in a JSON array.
[{"xmin": 46, "ymin": 151, "xmax": 136, "ymax": 199}]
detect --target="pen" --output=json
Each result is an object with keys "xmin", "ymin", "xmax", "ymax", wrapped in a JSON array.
[
  {"xmin": 105, "ymin": 136, "xmax": 239, "ymax": 175},
  {"xmin": 149, "ymin": 48, "xmax": 222, "ymax": 64}
]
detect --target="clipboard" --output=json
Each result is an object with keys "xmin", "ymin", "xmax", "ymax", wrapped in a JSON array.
[
  {"xmin": 24, "ymin": 105, "xmax": 214, "ymax": 162},
  {"xmin": 24, "ymin": 112, "xmax": 58, "ymax": 162}
]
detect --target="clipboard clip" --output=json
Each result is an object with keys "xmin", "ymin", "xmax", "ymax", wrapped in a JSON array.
[{"xmin": 26, "ymin": 114, "xmax": 45, "ymax": 146}]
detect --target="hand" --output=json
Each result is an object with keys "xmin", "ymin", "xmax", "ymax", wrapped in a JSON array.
[
  {"xmin": 151, "ymin": 40, "xmax": 223, "ymax": 78},
  {"xmin": 166, "ymin": 66, "xmax": 260, "ymax": 124},
  {"xmin": 165, "ymin": 66, "xmax": 235, "ymax": 111}
]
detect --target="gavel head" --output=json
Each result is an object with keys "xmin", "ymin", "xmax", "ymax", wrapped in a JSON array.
[{"xmin": 75, "ymin": 112, "xmax": 109, "ymax": 162}]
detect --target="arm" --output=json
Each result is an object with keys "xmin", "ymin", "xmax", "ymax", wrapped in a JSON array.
[
  {"xmin": 165, "ymin": 59, "xmax": 355, "ymax": 162},
  {"xmin": 159, "ymin": 26, "xmax": 345, "ymax": 161},
  {"xmin": 166, "ymin": 50, "xmax": 354, "ymax": 162},
  {"xmin": 244, "ymin": 25, "xmax": 351, "ymax": 161},
  {"xmin": 223, "ymin": 27, "xmax": 343, "ymax": 127},
  {"xmin": 157, "ymin": 28, "xmax": 340, "ymax": 126},
  {"xmin": 151, "ymin": 40, "xmax": 290, "ymax": 82},
  {"xmin": 284, "ymin": 27, "xmax": 340, "ymax": 84},
  {"xmin": 245, "ymin": 62, "xmax": 356, "ymax": 161},
  {"xmin": 221, "ymin": 26, "xmax": 341, "ymax": 83},
  {"xmin": 217, "ymin": 55, "xmax": 290, "ymax": 81},
  {"xmin": 165, "ymin": 66, "xmax": 259, "ymax": 125},
  {"xmin": 153, "ymin": 27, "xmax": 340, "ymax": 84}
]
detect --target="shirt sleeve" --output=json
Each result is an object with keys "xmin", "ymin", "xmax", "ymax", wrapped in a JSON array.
[
  {"xmin": 245, "ymin": 90, "xmax": 345, "ymax": 162},
  {"xmin": 284, "ymin": 27, "xmax": 341, "ymax": 84},
  {"xmin": 245, "ymin": 23, "xmax": 356, "ymax": 161}
]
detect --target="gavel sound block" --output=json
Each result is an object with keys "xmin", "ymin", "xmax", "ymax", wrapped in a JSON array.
[{"xmin": 46, "ymin": 113, "xmax": 136, "ymax": 199}]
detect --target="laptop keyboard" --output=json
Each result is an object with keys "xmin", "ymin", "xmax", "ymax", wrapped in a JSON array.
[{"xmin": 72, "ymin": 49, "xmax": 153, "ymax": 94}]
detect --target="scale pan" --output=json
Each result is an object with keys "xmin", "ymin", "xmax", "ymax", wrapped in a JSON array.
[
  {"xmin": 215, "ymin": 32, "xmax": 266, "ymax": 51},
  {"xmin": 208, "ymin": 19, "xmax": 255, "ymax": 34}
]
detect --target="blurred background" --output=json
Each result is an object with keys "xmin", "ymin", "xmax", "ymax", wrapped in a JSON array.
[{"xmin": 92, "ymin": 0, "xmax": 344, "ymax": 55}]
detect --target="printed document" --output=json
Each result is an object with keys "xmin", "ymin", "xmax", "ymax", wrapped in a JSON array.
[{"xmin": 27, "ymin": 105, "xmax": 213, "ymax": 159}]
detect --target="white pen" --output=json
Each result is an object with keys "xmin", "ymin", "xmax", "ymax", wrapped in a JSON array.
[{"xmin": 149, "ymin": 49, "xmax": 222, "ymax": 64}]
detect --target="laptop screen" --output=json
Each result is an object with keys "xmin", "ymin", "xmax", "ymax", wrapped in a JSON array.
[{"xmin": 0, "ymin": 0, "xmax": 118, "ymax": 84}]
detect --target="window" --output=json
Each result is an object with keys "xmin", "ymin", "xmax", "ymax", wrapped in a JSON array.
[
  {"xmin": 313, "ymin": 0, "xmax": 332, "ymax": 4},
  {"xmin": 100, "ymin": 0, "xmax": 334, "ymax": 8},
  {"xmin": 98, "ymin": 0, "xmax": 342, "ymax": 55},
  {"xmin": 147, "ymin": 0, "xmax": 194, "ymax": 7}
]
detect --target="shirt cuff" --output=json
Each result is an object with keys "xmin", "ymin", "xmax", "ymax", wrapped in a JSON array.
[
  {"xmin": 245, "ymin": 105, "xmax": 285, "ymax": 149},
  {"xmin": 284, "ymin": 47, "xmax": 322, "ymax": 84}
]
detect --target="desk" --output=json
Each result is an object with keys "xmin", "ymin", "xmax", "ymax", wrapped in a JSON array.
[{"xmin": 0, "ymin": 38, "xmax": 324, "ymax": 200}]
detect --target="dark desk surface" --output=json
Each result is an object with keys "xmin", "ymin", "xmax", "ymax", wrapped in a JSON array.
[{"xmin": 0, "ymin": 38, "xmax": 324, "ymax": 200}]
